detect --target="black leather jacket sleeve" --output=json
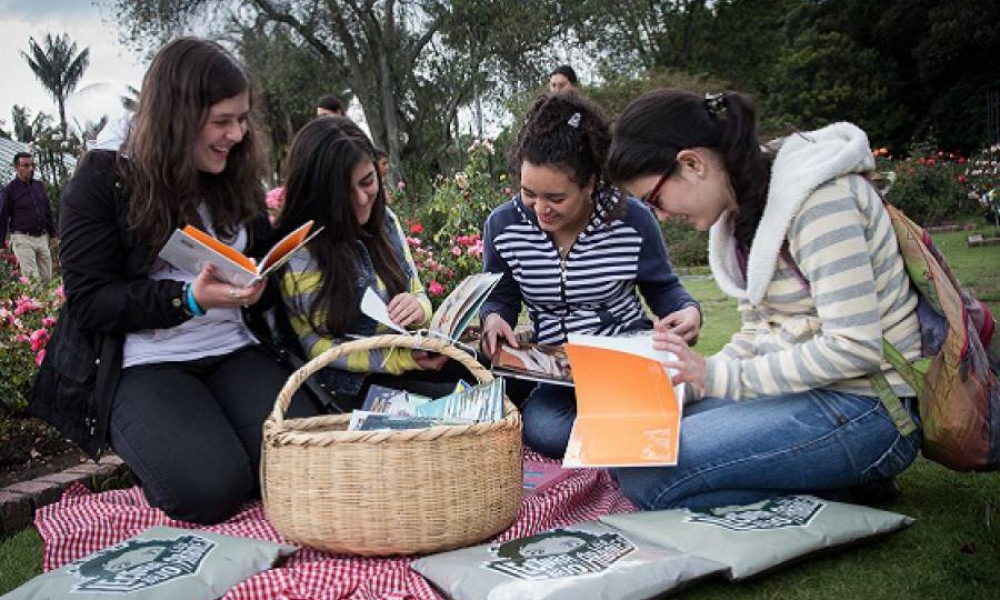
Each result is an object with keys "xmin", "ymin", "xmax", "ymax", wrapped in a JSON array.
[{"xmin": 59, "ymin": 151, "xmax": 192, "ymax": 335}]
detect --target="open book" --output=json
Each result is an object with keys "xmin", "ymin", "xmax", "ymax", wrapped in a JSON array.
[
  {"xmin": 158, "ymin": 220, "xmax": 322, "ymax": 287},
  {"xmin": 360, "ymin": 272, "xmax": 502, "ymax": 344},
  {"xmin": 492, "ymin": 343, "xmax": 573, "ymax": 387},
  {"xmin": 562, "ymin": 331, "xmax": 686, "ymax": 468}
]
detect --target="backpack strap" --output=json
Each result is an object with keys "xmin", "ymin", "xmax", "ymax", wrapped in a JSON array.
[{"xmin": 870, "ymin": 339, "xmax": 926, "ymax": 436}]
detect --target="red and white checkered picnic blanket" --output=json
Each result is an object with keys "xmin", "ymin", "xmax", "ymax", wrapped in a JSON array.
[{"xmin": 35, "ymin": 453, "xmax": 636, "ymax": 600}]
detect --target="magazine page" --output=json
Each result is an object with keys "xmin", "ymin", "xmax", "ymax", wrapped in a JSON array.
[
  {"xmin": 360, "ymin": 384, "xmax": 431, "ymax": 415},
  {"xmin": 522, "ymin": 460, "xmax": 574, "ymax": 495},
  {"xmin": 414, "ymin": 378, "xmax": 505, "ymax": 422},
  {"xmin": 492, "ymin": 343, "xmax": 574, "ymax": 387},
  {"xmin": 347, "ymin": 411, "xmax": 465, "ymax": 431},
  {"xmin": 428, "ymin": 272, "xmax": 502, "ymax": 340},
  {"xmin": 562, "ymin": 334, "xmax": 683, "ymax": 468}
]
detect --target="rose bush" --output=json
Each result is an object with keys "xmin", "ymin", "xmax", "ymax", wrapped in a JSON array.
[
  {"xmin": 0, "ymin": 244, "xmax": 62, "ymax": 423},
  {"xmin": 396, "ymin": 138, "xmax": 508, "ymax": 297},
  {"xmin": 963, "ymin": 144, "xmax": 1000, "ymax": 226},
  {"xmin": 881, "ymin": 150, "xmax": 978, "ymax": 227}
]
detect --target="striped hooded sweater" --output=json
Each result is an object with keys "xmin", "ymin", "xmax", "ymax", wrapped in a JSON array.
[
  {"xmin": 704, "ymin": 123, "xmax": 921, "ymax": 401},
  {"xmin": 481, "ymin": 193, "xmax": 698, "ymax": 344}
]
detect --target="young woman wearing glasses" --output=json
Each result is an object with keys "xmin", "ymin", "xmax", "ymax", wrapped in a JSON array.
[{"xmin": 606, "ymin": 89, "xmax": 923, "ymax": 509}]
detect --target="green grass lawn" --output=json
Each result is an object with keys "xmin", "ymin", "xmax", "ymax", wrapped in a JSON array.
[{"xmin": 2, "ymin": 228, "xmax": 998, "ymax": 597}]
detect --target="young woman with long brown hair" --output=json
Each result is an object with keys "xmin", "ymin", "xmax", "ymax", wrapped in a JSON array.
[{"xmin": 31, "ymin": 38, "xmax": 316, "ymax": 524}]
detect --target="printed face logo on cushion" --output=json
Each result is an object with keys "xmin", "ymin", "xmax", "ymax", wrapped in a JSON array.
[
  {"xmin": 67, "ymin": 535, "xmax": 216, "ymax": 593},
  {"xmin": 684, "ymin": 495, "xmax": 825, "ymax": 531},
  {"xmin": 484, "ymin": 527, "xmax": 635, "ymax": 580}
]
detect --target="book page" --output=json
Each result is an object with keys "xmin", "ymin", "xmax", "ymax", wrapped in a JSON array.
[
  {"xmin": 158, "ymin": 227, "xmax": 258, "ymax": 287},
  {"xmin": 257, "ymin": 220, "xmax": 321, "ymax": 275},
  {"xmin": 562, "ymin": 342, "xmax": 682, "ymax": 468},
  {"xmin": 181, "ymin": 225, "xmax": 257, "ymax": 272},
  {"xmin": 360, "ymin": 288, "xmax": 408, "ymax": 334}
]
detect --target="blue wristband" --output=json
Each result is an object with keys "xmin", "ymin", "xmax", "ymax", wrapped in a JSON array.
[{"xmin": 186, "ymin": 283, "xmax": 205, "ymax": 317}]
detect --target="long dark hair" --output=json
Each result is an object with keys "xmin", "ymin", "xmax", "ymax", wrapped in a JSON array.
[
  {"xmin": 607, "ymin": 89, "xmax": 771, "ymax": 250},
  {"xmin": 121, "ymin": 37, "xmax": 267, "ymax": 248},
  {"xmin": 508, "ymin": 92, "xmax": 623, "ymax": 222},
  {"xmin": 276, "ymin": 116, "xmax": 406, "ymax": 336}
]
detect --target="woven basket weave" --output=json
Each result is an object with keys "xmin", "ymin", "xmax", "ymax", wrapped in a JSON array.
[{"xmin": 261, "ymin": 334, "xmax": 523, "ymax": 556}]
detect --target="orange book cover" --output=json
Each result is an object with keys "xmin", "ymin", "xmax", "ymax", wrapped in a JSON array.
[
  {"xmin": 158, "ymin": 220, "xmax": 320, "ymax": 287},
  {"xmin": 562, "ymin": 333, "xmax": 683, "ymax": 468}
]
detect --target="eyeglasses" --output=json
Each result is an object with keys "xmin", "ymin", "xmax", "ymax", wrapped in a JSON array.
[
  {"xmin": 16, "ymin": 162, "xmax": 35, "ymax": 168},
  {"xmin": 640, "ymin": 171, "xmax": 671, "ymax": 211}
]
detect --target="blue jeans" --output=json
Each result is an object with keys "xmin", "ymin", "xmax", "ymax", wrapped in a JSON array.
[
  {"xmin": 612, "ymin": 389, "xmax": 921, "ymax": 510},
  {"xmin": 521, "ymin": 383, "xmax": 577, "ymax": 459}
]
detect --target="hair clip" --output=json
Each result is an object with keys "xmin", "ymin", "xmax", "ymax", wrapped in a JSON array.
[
  {"xmin": 567, "ymin": 112, "xmax": 582, "ymax": 128},
  {"xmin": 704, "ymin": 92, "xmax": 728, "ymax": 116}
]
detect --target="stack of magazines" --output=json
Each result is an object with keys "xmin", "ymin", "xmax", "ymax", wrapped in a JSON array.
[{"xmin": 346, "ymin": 379, "xmax": 505, "ymax": 431}]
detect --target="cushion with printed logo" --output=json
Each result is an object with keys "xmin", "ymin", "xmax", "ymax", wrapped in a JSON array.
[
  {"xmin": 600, "ymin": 495, "xmax": 914, "ymax": 580},
  {"xmin": 2, "ymin": 526, "xmax": 297, "ymax": 599},
  {"xmin": 410, "ymin": 521, "xmax": 725, "ymax": 600}
]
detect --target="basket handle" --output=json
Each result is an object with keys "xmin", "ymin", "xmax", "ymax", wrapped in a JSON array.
[{"xmin": 270, "ymin": 333, "xmax": 493, "ymax": 426}]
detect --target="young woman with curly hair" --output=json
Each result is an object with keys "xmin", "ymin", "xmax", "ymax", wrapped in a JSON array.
[{"xmin": 480, "ymin": 92, "xmax": 701, "ymax": 458}]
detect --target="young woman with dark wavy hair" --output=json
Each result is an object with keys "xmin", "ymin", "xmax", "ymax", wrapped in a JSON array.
[{"xmin": 273, "ymin": 116, "xmax": 457, "ymax": 408}]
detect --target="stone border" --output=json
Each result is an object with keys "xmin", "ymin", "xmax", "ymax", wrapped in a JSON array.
[{"xmin": 0, "ymin": 454, "xmax": 128, "ymax": 536}]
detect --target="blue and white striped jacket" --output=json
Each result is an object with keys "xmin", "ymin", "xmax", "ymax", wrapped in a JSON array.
[{"xmin": 481, "ymin": 193, "xmax": 698, "ymax": 345}]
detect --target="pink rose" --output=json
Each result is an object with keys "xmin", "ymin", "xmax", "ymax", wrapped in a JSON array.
[
  {"xmin": 467, "ymin": 239, "xmax": 483, "ymax": 258},
  {"xmin": 30, "ymin": 328, "xmax": 50, "ymax": 352},
  {"xmin": 266, "ymin": 187, "xmax": 286, "ymax": 210},
  {"xmin": 427, "ymin": 280, "xmax": 444, "ymax": 296},
  {"xmin": 35, "ymin": 349, "xmax": 46, "ymax": 366}
]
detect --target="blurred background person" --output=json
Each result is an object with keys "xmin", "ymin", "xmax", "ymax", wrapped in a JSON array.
[{"xmin": 0, "ymin": 152, "xmax": 57, "ymax": 284}]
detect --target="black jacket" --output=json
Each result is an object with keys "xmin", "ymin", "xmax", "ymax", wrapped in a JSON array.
[{"xmin": 30, "ymin": 150, "xmax": 277, "ymax": 459}]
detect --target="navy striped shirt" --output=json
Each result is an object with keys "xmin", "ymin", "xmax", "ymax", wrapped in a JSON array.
[{"xmin": 481, "ymin": 193, "xmax": 697, "ymax": 345}]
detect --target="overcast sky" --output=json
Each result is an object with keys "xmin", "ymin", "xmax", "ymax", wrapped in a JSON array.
[{"xmin": 0, "ymin": 0, "xmax": 148, "ymax": 135}]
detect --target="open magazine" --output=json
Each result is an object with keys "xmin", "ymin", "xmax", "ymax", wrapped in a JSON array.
[
  {"xmin": 360, "ymin": 272, "xmax": 502, "ymax": 344},
  {"xmin": 347, "ymin": 378, "xmax": 505, "ymax": 431},
  {"xmin": 158, "ymin": 220, "xmax": 322, "ymax": 287},
  {"xmin": 561, "ymin": 331, "xmax": 686, "ymax": 468},
  {"xmin": 492, "ymin": 343, "xmax": 573, "ymax": 387}
]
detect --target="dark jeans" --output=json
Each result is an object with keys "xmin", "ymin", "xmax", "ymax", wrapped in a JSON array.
[
  {"xmin": 521, "ymin": 383, "xmax": 577, "ymax": 459},
  {"xmin": 109, "ymin": 344, "xmax": 317, "ymax": 524}
]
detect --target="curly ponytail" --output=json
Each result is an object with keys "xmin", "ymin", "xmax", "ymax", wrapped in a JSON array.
[{"xmin": 508, "ymin": 92, "xmax": 622, "ymax": 221}]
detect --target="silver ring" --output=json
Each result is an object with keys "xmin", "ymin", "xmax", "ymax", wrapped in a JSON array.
[
  {"xmin": 241, "ymin": 301, "xmax": 249, "ymax": 309},
  {"xmin": 228, "ymin": 288, "xmax": 237, "ymax": 299}
]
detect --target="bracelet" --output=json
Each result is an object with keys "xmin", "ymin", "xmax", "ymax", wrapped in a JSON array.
[{"xmin": 185, "ymin": 283, "xmax": 206, "ymax": 317}]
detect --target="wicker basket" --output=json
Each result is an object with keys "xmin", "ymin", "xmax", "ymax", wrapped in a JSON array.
[{"xmin": 261, "ymin": 334, "xmax": 523, "ymax": 556}]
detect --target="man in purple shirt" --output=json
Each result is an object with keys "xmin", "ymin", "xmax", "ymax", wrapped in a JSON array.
[{"xmin": 0, "ymin": 152, "xmax": 57, "ymax": 283}]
